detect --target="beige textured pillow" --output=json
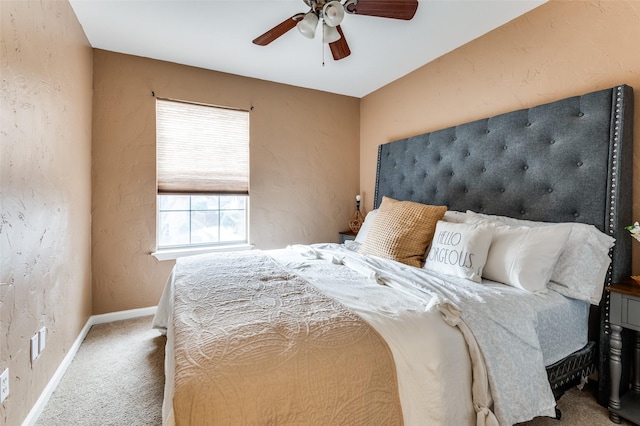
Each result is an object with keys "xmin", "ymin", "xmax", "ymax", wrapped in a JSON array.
[{"xmin": 358, "ymin": 197, "xmax": 447, "ymax": 267}]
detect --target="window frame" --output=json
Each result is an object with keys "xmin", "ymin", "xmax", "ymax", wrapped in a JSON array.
[{"xmin": 152, "ymin": 98, "xmax": 251, "ymax": 260}]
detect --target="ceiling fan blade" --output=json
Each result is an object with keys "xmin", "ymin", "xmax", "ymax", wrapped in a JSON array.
[
  {"xmin": 329, "ymin": 26, "xmax": 351, "ymax": 60},
  {"xmin": 252, "ymin": 15, "xmax": 302, "ymax": 46},
  {"xmin": 345, "ymin": 0, "xmax": 418, "ymax": 20}
]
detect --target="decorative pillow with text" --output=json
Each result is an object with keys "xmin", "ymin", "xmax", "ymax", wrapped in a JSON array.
[{"xmin": 424, "ymin": 221, "xmax": 495, "ymax": 282}]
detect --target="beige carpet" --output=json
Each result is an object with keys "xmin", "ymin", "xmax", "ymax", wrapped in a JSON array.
[
  {"xmin": 36, "ymin": 316, "xmax": 165, "ymax": 426},
  {"xmin": 518, "ymin": 383, "xmax": 628, "ymax": 426},
  {"xmin": 36, "ymin": 315, "xmax": 627, "ymax": 425}
]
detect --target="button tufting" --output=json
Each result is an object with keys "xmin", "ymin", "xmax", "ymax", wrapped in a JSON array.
[
  {"xmin": 574, "ymin": 212, "xmax": 580, "ymax": 218},
  {"xmin": 526, "ymin": 122, "xmax": 532, "ymax": 127},
  {"xmin": 520, "ymin": 210, "xmax": 526, "ymax": 215},
  {"xmin": 578, "ymin": 112, "xmax": 584, "ymax": 117},
  {"xmin": 577, "ymin": 161, "xmax": 583, "ymax": 167},
  {"xmin": 466, "ymin": 151, "xmax": 471, "ymax": 156},
  {"xmin": 485, "ymin": 130, "xmax": 490, "ymax": 134},
  {"xmin": 482, "ymin": 167, "xmax": 487, "ymax": 172},
  {"xmin": 550, "ymin": 140, "xmax": 555, "ymax": 145},
  {"xmin": 523, "ymin": 165, "xmax": 529, "ymax": 170},
  {"xmin": 500, "ymin": 188, "xmax": 505, "ymax": 193},
  {"xmin": 503, "ymin": 145, "xmax": 508, "ymax": 150},
  {"xmin": 548, "ymin": 188, "xmax": 553, "ymax": 193}
]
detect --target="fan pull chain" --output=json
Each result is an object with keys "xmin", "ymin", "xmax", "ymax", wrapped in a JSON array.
[{"xmin": 322, "ymin": 37, "xmax": 325, "ymax": 67}]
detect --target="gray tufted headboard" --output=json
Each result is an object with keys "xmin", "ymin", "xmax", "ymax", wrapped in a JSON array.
[{"xmin": 373, "ymin": 84, "xmax": 634, "ymax": 404}]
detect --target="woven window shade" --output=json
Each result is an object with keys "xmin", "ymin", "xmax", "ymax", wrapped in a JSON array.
[{"xmin": 156, "ymin": 99, "xmax": 249, "ymax": 195}]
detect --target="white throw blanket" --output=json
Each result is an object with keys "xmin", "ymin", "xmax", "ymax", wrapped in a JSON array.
[
  {"xmin": 270, "ymin": 247, "xmax": 479, "ymax": 425},
  {"xmin": 291, "ymin": 243, "xmax": 556, "ymax": 425}
]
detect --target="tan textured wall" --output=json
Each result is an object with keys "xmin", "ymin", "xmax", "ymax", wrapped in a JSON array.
[
  {"xmin": 360, "ymin": 0, "xmax": 640, "ymax": 269},
  {"xmin": 0, "ymin": 1, "xmax": 93, "ymax": 425},
  {"xmin": 91, "ymin": 50, "xmax": 360, "ymax": 314}
]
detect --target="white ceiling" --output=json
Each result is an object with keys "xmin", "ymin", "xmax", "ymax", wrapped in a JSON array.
[{"xmin": 69, "ymin": 0, "xmax": 546, "ymax": 98}]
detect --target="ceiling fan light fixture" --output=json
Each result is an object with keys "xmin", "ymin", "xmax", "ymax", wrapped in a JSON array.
[
  {"xmin": 253, "ymin": 0, "xmax": 418, "ymax": 61},
  {"xmin": 322, "ymin": 1, "xmax": 345, "ymax": 27},
  {"xmin": 296, "ymin": 12, "xmax": 319, "ymax": 39},
  {"xmin": 323, "ymin": 24, "xmax": 341, "ymax": 43}
]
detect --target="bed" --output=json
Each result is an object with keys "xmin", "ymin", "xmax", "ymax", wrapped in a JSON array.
[{"xmin": 153, "ymin": 84, "xmax": 634, "ymax": 425}]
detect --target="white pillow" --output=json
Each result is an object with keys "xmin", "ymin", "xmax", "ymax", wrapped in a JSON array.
[
  {"xmin": 424, "ymin": 221, "xmax": 494, "ymax": 282},
  {"xmin": 465, "ymin": 210, "xmax": 614, "ymax": 303},
  {"xmin": 548, "ymin": 236, "xmax": 611, "ymax": 304},
  {"xmin": 354, "ymin": 209, "xmax": 378, "ymax": 244},
  {"xmin": 442, "ymin": 210, "xmax": 467, "ymax": 223},
  {"xmin": 465, "ymin": 216, "xmax": 572, "ymax": 292}
]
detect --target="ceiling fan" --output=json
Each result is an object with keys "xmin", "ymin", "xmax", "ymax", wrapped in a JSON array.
[{"xmin": 252, "ymin": 0, "xmax": 419, "ymax": 61}]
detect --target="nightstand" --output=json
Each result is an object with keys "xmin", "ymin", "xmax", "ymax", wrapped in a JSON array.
[
  {"xmin": 607, "ymin": 280, "xmax": 640, "ymax": 424},
  {"xmin": 339, "ymin": 230, "xmax": 357, "ymax": 244}
]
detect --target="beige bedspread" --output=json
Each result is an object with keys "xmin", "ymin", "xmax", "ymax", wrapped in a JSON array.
[{"xmin": 172, "ymin": 250, "xmax": 404, "ymax": 425}]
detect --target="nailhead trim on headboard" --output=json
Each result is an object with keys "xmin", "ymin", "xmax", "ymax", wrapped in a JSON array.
[{"xmin": 604, "ymin": 86, "xmax": 624, "ymax": 335}]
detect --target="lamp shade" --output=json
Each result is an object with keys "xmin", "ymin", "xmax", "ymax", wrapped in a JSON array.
[
  {"xmin": 297, "ymin": 12, "xmax": 319, "ymax": 39},
  {"xmin": 323, "ymin": 24, "xmax": 341, "ymax": 43},
  {"xmin": 323, "ymin": 1, "xmax": 344, "ymax": 27}
]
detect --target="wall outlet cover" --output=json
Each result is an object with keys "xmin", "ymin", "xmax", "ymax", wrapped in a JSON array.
[
  {"xmin": 30, "ymin": 334, "xmax": 39, "ymax": 362},
  {"xmin": 0, "ymin": 368, "xmax": 8, "ymax": 403},
  {"xmin": 38, "ymin": 327, "xmax": 46, "ymax": 353}
]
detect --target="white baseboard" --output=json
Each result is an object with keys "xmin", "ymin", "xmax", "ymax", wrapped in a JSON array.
[
  {"xmin": 21, "ymin": 306, "xmax": 158, "ymax": 426},
  {"xmin": 20, "ymin": 319, "xmax": 93, "ymax": 426},
  {"xmin": 91, "ymin": 306, "xmax": 157, "ymax": 325}
]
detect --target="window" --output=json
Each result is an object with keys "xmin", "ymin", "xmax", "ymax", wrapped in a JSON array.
[
  {"xmin": 158, "ymin": 195, "xmax": 247, "ymax": 248},
  {"xmin": 156, "ymin": 99, "xmax": 249, "ymax": 251}
]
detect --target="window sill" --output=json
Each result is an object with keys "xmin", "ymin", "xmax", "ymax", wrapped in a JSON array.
[{"xmin": 151, "ymin": 244, "xmax": 254, "ymax": 261}]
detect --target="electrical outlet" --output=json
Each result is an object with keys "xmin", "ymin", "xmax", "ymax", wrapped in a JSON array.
[
  {"xmin": 0, "ymin": 368, "xmax": 8, "ymax": 403},
  {"xmin": 30, "ymin": 334, "xmax": 39, "ymax": 363},
  {"xmin": 38, "ymin": 327, "xmax": 46, "ymax": 353}
]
